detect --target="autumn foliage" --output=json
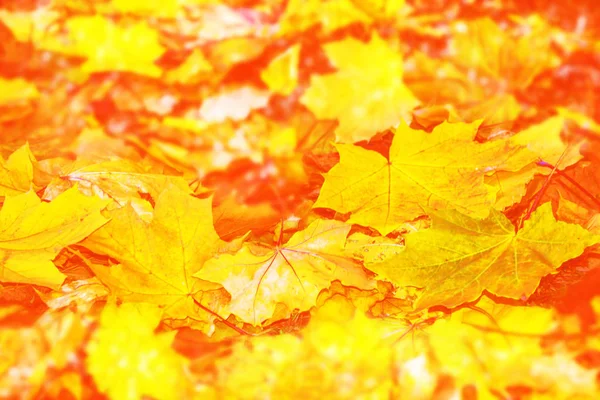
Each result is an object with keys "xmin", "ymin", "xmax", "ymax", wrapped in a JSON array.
[{"xmin": 2, "ymin": 0, "xmax": 600, "ymax": 398}]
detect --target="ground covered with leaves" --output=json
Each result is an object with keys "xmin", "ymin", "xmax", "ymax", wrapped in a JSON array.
[{"xmin": 1, "ymin": 0, "xmax": 600, "ymax": 399}]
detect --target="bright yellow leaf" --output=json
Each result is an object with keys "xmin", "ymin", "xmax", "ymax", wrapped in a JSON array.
[
  {"xmin": 87, "ymin": 302, "xmax": 189, "ymax": 400},
  {"xmin": 450, "ymin": 17, "xmax": 558, "ymax": 91},
  {"xmin": 52, "ymin": 16, "xmax": 165, "ymax": 77},
  {"xmin": 490, "ymin": 115, "xmax": 581, "ymax": 210},
  {"xmin": 0, "ymin": 143, "xmax": 36, "ymax": 196},
  {"xmin": 279, "ymin": 0, "xmax": 370, "ymax": 36},
  {"xmin": 260, "ymin": 44, "xmax": 301, "ymax": 96},
  {"xmin": 424, "ymin": 298, "xmax": 596, "ymax": 399},
  {"xmin": 110, "ymin": 0, "xmax": 181, "ymax": 17},
  {"xmin": 214, "ymin": 310, "xmax": 394, "ymax": 399},
  {"xmin": 368, "ymin": 203, "xmax": 599, "ymax": 310},
  {"xmin": 48, "ymin": 158, "xmax": 192, "ymax": 220},
  {"xmin": 0, "ymin": 187, "xmax": 109, "ymax": 289},
  {"xmin": 301, "ymin": 34, "xmax": 419, "ymax": 143},
  {"xmin": 82, "ymin": 185, "xmax": 226, "ymax": 326},
  {"xmin": 314, "ymin": 120, "xmax": 528, "ymax": 234},
  {"xmin": 197, "ymin": 219, "xmax": 374, "ymax": 324}
]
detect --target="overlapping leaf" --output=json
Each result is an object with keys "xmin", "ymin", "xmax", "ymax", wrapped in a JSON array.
[
  {"xmin": 367, "ymin": 203, "xmax": 599, "ymax": 310},
  {"xmin": 0, "ymin": 187, "xmax": 109, "ymax": 289},
  {"xmin": 82, "ymin": 185, "xmax": 225, "ymax": 323},
  {"xmin": 197, "ymin": 220, "xmax": 374, "ymax": 324},
  {"xmin": 301, "ymin": 34, "xmax": 419, "ymax": 143},
  {"xmin": 315, "ymin": 121, "xmax": 531, "ymax": 234}
]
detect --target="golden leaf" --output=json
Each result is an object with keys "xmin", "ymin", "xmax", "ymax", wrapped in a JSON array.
[
  {"xmin": 368, "ymin": 203, "xmax": 599, "ymax": 310},
  {"xmin": 197, "ymin": 219, "xmax": 374, "ymax": 324},
  {"xmin": 87, "ymin": 302, "xmax": 190, "ymax": 400},
  {"xmin": 0, "ymin": 187, "xmax": 109, "ymax": 289},
  {"xmin": 301, "ymin": 34, "xmax": 418, "ymax": 143}
]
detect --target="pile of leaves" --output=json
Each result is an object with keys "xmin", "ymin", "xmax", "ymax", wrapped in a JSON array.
[{"xmin": 2, "ymin": 0, "xmax": 600, "ymax": 398}]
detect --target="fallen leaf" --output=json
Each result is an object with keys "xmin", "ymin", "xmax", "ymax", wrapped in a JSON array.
[
  {"xmin": 48, "ymin": 15, "xmax": 165, "ymax": 77},
  {"xmin": 301, "ymin": 34, "xmax": 419, "ymax": 143},
  {"xmin": 197, "ymin": 219, "xmax": 374, "ymax": 324},
  {"xmin": 260, "ymin": 44, "xmax": 301, "ymax": 96},
  {"xmin": 0, "ymin": 143, "xmax": 36, "ymax": 196},
  {"xmin": 368, "ymin": 203, "xmax": 599, "ymax": 310},
  {"xmin": 0, "ymin": 187, "xmax": 109, "ymax": 289},
  {"xmin": 82, "ymin": 185, "xmax": 225, "ymax": 324},
  {"xmin": 87, "ymin": 302, "xmax": 190, "ymax": 400},
  {"xmin": 314, "ymin": 121, "xmax": 527, "ymax": 234}
]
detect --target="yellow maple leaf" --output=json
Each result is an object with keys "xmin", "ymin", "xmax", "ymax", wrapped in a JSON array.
[
  {"xmin": 450, "ymin": 18, "xmax": 558, "ymax": 91},
  {"xmin": 314, "ymin": 121, "xmax": 528, "ymax": 234},
  {"xmin": 301, "ymin": 34, "xmax": 419, "ymax": 143},
  {"xmin": 49, "ymin": 15, "xmax": 165, "ymax": 77},
  {"xmin": 0, "ymin": 187, "xmax": 109, "ymax": 289},
  {"xmin": 489, "ymin": 115, "xmax": 581, "ymax": 210},
  {"xmin": 424, "ymin": 298, "xmax": 597, "ymax": 399},
  {"xmin": 368, "ymin": 203, "xmax": 599, "ymax": 310},
  {"xmin": 0, "ymin": 143, "xmax": 36, "ymax": 196},
  {"xmin": 87, "ymin": 302, "xmax": 189, "ymax": 400},
  {"xmin": 260, "ymin": 44, "xmax": 301, "ymax": 96},
  {"xmin": 214, "ymin": 310, "xmax": 394, "ymax": 399},
  {"xmin": 197, "ymin": 219, "xmax": 374, "ymax": 324},
  {"xmin": 279, "ymin": 0, "xmax": 406, "ymax": 36},
  {"xmin": 109, "ymin": 0, "xmax": 181, "ymax": 17},
  {"xmin": 82, "ymin": 185, "xmax": 226, "ymax": 325},
  {"xmin": 279, "ymin": 0, "xmax": 369, "ymax": 36},
  {"xmin": 47, "ymin": 158, "xmax": 192, "ymax": 220}
]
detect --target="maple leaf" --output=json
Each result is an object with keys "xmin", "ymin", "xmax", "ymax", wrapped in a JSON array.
[
  {"xmin": 367, "ymin": 203, "xmax": 599, "ymax": 310},
  {"xmin": 0, "ymin": 187, "xmax": 109, "ymax": 289},
  {"xmin": 47, "ymin": 158, "xmax": 192, "ymax": 220},
  {"xmin": 489, "ymin": 115, "xmax": 581, "ymax": 210},
  {"xmin": 86, "ymin": 302, "xmax": 190, "ymax": 400},
  {"xmin": 45, "ymin": 15, "xmax": 165, "ymax": 77},
  {"xmin": 314, "ymin": 121, "xmax": 528, "ymax": 234},
  {"xmin": 408, "ymin": 17, "xmax": 559, "ymax": 126},
  {"xmin": 279, "ymin": 0, "xmax": 370, "ymax": 36},
  {"xmin": 82, "ymin": 185, "xmax": 225, "ymax": 323},
  {"xmin": 108, "ymin": 0, "xmax": 181, "ymax": 18},
  {"xmin": 423, "ymin": 298, "xmax": 598, "ymax": 399},
  {"xmin": 261, "ymin": 44, "xmax": 301, "ymax": 96},
  {"xmin": 279, "ymin": 0, "xmax": 406, "ymax": 36},
  {"xmin": 196, "ymin": 219, "xmax": 374, "ymax": 324},
  {"xmin": 301, "ymin": 34, "xmax": 419, "ymax": 143},
  {"xmin": 0, "ymin": 143, "xmax": 36, "ymax": 196},
  {"xmin": 450, "ymin": 18, "xmax": 558, "ymax": 91},
  {"xmin": 214, "ymin": 310, "xmax": 394, "ymax": 399}
]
